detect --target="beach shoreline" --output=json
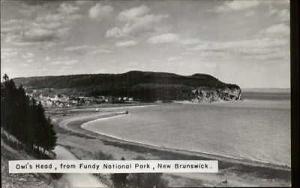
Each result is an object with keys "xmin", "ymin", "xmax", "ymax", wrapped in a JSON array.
[
  {"xmin": 50, "ymin": 105, "xmax": 291, "ymax": 187},
  {"xmin": 81, "ymin": 113, "xmax": 290, "ymax": 170}
]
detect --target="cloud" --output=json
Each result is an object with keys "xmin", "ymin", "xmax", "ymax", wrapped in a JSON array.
[
  {"xmin": 1, "ymin": 20, "xmax": 24, "ymax": 35},
  {"xmin": 270, "ymin": 0, "xmax": 290, "ymax": 6},
  {"xmin": 180, "ymin": 38, "xmax": 201, "ymax": 45},
  {"xmin": 22, "ymin": 52, "xmax": 34, "ymax": 59},
  {"xmin": 1, "ymin": 2, "xmax": 81, "ymax": 45},
  {"xmin": 115, "ymin": 40, "xmax": 138, "ymax": 47},
  {"xmin": 147, "ymin": 33, "xmax": 179, "ymax": 44},
  {"xmin": 89, "ymin": 3, "xmax": 113, "ymax": 20},
  {"xmin": 278, "ymin": 9, "xmax": 289, "ymax": 21},
  {"xmin": 2, "ymin": 24, "xmax": 59, "ymax": 44},
  {"xmin": 1, "ymin": 48, "xmax": 18, "ymax": 60},
  {"xmin": 106, "ymin": 5, "xmax": 168, "ymax": 38},
  {"xmin": 245, "ymin": 10, "xmax": 255, "ymax": 17},
  {"xmin": 18, "ymin": 3, "xmax": 39, "ymax": 16},
  {"xmin": 45, "ymin": 56, "xmax": 51, "ymax": 61},
  {"xmin": 2, "ymin": 49, "xmax": 34, "ymax": 64},
  {"xmin": 118, "ymin": 5, "xmax": 150, "ymax": 22},
  {"xmin": 188, "ymin": 36, "xmax": 289, "ymax": 61},
  {"xmin": 190, "ymin": 38, "xmax": 286, "ymax": 52},
  {"xmin": 269, "ymin": 7, "xmax": 289, "ymax": 22},
  {"xmin": 64, "ymin": 45, "xmax": 112, "ymax": 55},
  {"xmin": 9, "ymin": 0, "xmax": 67, "ymax": 5},
  {"xmin": 167, "ymin": 56, "xmax": 182, "ymax": 62},
  {"xmin": 106, "ymin": 27, "xmax": 124, "ymax": 38},
  {"xmin": 51, "ymin": 59, "xmax": 78, "ymax": 66},
  {"xmin": 76, "ymin": 1, "xmax": 89, "ymax": 6},
  {"xmin": 64, "ymin": 45, "xmax": 93, "ymax": 52},
  {"xmin": 261, "ymin": 23, "xmax": 289, "ymax": 36},
  {"xmin": 175, "ymin": 22, "xmax": 289, "ymax": 61},
  {"xmin": 23, "ymin": 28, "xmax": 60, "ymax": 42},
  {"xmin": 36, "ymin": 9, "xmax": 82, "ymax": 24},
  {"xmin": 89, "ymin": 49, "xmax": 112, "ymax": 54},
  {"xmin": 58, "ymin": 3, "xmax": 79, "ymax": 14},
  {"xmin": 214, "ymin": 0, "xmax": 260, "ymax": 12}
]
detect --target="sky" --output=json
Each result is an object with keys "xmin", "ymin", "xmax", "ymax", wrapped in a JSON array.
[{"xmin": 1, "ymin": 0, "xmax": 290, "ymax": 88}]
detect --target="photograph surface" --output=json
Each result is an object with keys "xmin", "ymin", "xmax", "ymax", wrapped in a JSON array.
[{"xmin": 1, "ymin": 0, "xmax": 291, "ymax": 187}]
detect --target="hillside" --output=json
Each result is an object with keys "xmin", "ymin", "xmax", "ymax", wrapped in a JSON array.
[
  {"xmin": 1, "ymin": 130, "xmax": 54, "ymax": 188},
  {"xmin": 14, "ymin": 71, "xmax": 241, "ymax": 102}
]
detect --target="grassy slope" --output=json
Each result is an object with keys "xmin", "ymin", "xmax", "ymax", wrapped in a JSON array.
[{"xmin": 1, "ymin": 139, "xmax": 54, "ymax": 188}]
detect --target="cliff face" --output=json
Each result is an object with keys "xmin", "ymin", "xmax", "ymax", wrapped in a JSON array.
[{"xmin": 191, "ymin": 86, "xmax": 242, "ymax": 103}]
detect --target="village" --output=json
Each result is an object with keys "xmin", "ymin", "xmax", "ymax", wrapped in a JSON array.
[{"xmin": 27, "ymin": 89, "xmax": 135, "ymax": 108}]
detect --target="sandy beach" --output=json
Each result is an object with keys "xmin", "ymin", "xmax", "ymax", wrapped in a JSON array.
[{"xmin": 48, "ymin": 104, "xmax": 291, "ymax": 187}]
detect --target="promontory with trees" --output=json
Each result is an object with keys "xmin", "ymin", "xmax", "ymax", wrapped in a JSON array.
[{"xmin": 14, "ymin": 70, "xmax": 241, "ymax": 103}]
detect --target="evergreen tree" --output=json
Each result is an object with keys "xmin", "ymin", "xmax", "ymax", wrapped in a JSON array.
[{"xmin": 1, "ymin": 74, "xmax": 56, "ymax": 156}]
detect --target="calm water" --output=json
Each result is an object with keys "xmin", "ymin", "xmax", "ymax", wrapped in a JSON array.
[{"xmin": 83, "ymin": 93, "xmax": 291, "ymax": 167}]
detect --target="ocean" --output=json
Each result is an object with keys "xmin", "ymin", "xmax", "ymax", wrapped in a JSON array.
[{"xmin": 82, "ymin": 91, "xmax": 291, "ymax": 167}]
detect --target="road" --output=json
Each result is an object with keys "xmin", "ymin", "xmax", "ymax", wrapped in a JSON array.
[{"xmin": 53, "ymin": 145, "xmax": 106, "ymax": 188}]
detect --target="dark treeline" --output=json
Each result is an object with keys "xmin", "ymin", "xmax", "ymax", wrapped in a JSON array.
[{"xmin": 1, "ymin": 74, "xmax": 56, "ymax": 155}]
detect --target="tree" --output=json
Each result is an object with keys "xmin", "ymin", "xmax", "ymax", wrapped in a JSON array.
[
  {"xmin": 3, "ymin": 73, "xmax": 9, "ymax": 81},
  {"xmin": 1, "ymin": 74, "xmax": 57, "ymax": 156}
]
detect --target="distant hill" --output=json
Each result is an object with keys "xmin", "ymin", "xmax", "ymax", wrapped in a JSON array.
[{"xmin": 14, "ymin": 71, "xmax": 241, "ymax": 102}]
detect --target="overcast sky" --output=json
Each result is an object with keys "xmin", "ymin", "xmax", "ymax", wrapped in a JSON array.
[{"xmin": 1, "ymin": 0, "xmax": 290, "ymax": 88}]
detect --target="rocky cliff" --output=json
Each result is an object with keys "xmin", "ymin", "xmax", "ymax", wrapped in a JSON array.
[{"xmin": 191, "ymin": 86, "xmax": 241, "ymax": 103}]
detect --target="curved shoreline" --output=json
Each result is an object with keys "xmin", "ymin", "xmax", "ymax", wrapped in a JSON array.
[
  {"xmin": 63, "ymin": 111, "xmax": 291, "ymax": 172},
  {"xmin": 55, "ymin": 109, "xmax": 291, "ymax": 186}
]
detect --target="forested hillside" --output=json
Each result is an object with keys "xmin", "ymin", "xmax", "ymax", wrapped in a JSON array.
[{"xmin": 14, "ymin": 71, "xmax": 241, "ymax": 102}]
